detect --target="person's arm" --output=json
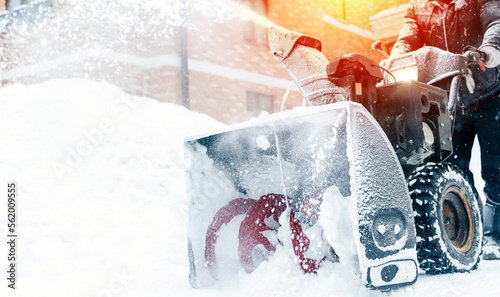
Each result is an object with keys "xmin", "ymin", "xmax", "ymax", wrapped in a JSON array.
[
  {"xmin": 479, "ymin": 0, "xmax": 500, "ymax": 67},
  {"xmin": 390, "ymin": 1, "xmax": 424, "ymax": 57}
]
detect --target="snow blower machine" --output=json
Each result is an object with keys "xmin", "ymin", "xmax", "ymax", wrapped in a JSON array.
[{"xmin": 185, "ymin": 27, "xmax": 483, "ymax": 290}]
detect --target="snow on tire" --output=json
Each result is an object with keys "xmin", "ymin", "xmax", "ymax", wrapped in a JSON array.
[{"xmin": 408, "ymin": 163, "xmax": 482, "ymax": 274}]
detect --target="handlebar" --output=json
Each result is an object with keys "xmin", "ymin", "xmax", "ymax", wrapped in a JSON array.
[
  {"xmin": 380, "ymin": 46, "xmax": 488, "ymax": 111},
  {"xmin": 428, "ymin": 49, "xmax": 487, "ymax": 85},
  {"xmin": 463, "ymin": 47, "xmax": 486, "ymax": 71},
  {"xmin": 447, "ymin": 47, "xmax": 487, "ymax": 111},
  {"xmin": 466, "ymin": 51, "xmax": 486, "ymax": 63}
]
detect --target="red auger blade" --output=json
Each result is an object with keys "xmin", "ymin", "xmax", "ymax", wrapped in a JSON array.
[
  {"xmin": 238, "ymin": 193, "xmax": 288, "ymax": 273},
  {"xmin": 205, "ymin": 198, "xmax": 256, "ymax": 279}
]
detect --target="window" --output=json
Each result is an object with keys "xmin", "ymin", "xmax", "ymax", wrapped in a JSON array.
[
  {"xmin": 242, "ymin": 0, "xmax": 268, "ymax": 45},
  {"xmin": 7, "ymin": 0, "xmax": 31, "ymax": 10},
  {"xmin": 2, "ymin": 0, "xmax": 53, "ymax": 27},
  {"xmin": 332, "ymin": 0, "xmax": 346, "ymax": 20},
  {"xmin": 243, "ymin": 20, "xmax": 257, "ymax": 43},
  {"xmin": 247, "ymin": 91, "xmax": 274, "ymax": 119}
]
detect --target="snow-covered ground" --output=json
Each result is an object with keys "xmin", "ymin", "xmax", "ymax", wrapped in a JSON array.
[{"xmin": 0, "ymin": 79, "xmax": 498, "ymax": 297}]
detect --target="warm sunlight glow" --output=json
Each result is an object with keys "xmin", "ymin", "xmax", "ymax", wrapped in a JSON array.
[{"xmin": 391, "ymin": 66, "xmax": 418, "ymax": 82}]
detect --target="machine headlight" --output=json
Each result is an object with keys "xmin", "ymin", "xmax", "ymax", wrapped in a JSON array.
[
  {"xmin": 372, "ymin": 209, "xmax": 409, "ymax": 251},
  {"xmin": 390, "ymin": 66, "xmax": 418, "ymax": 83}
]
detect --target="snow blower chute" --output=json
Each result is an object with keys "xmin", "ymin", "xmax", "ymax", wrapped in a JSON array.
[{"xmin": 185, "ymin": 27, "xmax": 482, "ymax": 290}]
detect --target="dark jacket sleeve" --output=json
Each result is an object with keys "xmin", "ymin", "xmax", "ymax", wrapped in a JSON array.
[
  {"xmin": 462, "ymin": 0, "xmax": 500, "ymax": 105},
  {"xmin": 390, "ymin": 0, "xmax": 424, "ymax": 57},
  {"xmin": 479, "ymin": 0, "xmax": 500, "ymax": 50}
]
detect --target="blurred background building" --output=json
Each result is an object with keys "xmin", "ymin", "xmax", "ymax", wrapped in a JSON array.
[{"xmin": 0, "ymin": 0, "xmax": 409, "ymax": 124}]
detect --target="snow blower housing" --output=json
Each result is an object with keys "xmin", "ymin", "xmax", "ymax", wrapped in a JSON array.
[{"xmin": 185, "ymin": 27, "xmax": 481, "ymax": 290}]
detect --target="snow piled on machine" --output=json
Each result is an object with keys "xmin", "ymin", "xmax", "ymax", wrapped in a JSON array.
[{"xmin": 0, "ymin": 79, "xmax": 498, "ymax": 297}]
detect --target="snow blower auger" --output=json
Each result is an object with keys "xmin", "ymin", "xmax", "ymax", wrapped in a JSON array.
[{"xmin": 185, "ymin": 27, "xmax": 482, "ymax": 290}]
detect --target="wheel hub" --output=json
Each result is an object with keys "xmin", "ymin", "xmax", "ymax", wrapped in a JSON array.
[{"xmin": 442, "ymin": 186, "xmax": 474, "ymax": 253}]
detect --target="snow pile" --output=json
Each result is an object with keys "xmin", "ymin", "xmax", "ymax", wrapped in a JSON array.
[
  {"xmin": 0, "ymin": 79, "xmax": 498, "ymax": 297},
  {"xmin": 0, "ymin": 78, "xmax": 223, "ymax": 296}
]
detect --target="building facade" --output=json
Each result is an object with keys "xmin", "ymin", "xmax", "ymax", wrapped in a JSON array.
[{"xmin": 0, "ymin": 0, "xmax": 409, "ymax": 124}]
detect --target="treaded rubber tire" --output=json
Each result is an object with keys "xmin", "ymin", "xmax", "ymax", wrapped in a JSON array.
[{"xmin": 408, "ymin": 163, "xmax": 482, "ymax": 274}]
